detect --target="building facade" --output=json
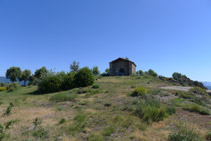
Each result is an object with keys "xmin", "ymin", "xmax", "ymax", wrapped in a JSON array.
[{"xmin": 109, "ymin": 58, "xmax": 136, "ymax": 76}]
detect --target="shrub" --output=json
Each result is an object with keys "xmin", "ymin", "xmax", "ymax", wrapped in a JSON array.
[
  {"xmin": 32, "ymin": 127, "xmax": 49, "ymax": 139},
  {"xmin": 205, "ymin": 132, "xmax": 211, "ymax": 141},
  {"xmin": 50, "ymin": 93, "xmax": 77, "ymax": 102},
  {"xmin": 168, "ymin": 125, "xmax": 202, "ymax": 141},
  {"xmin": 0, "ymin": 82, "xmax": 7, "ymax": 87},
  {"xmin": 61, "ymin": 72, "xmax": 76, "ymax": 90},
  {"xmin": 135, "ymin": 98, "xmax": 167, "ymax": 124},
  {"xmin": 142, "ymin": 106, "xmax": 167, "ymax": 124},
  {"xmin": 131, "ymin": 87, "xmax": 149, "ymax": 97},
  {"xmin": 189, "ymin": 87, "xmax": 208, "ymax": 96},
  {"xmin": 59, "ymin": 118, "xmax": 66, "ymax": 124},
  {"xmin": 102, "ymin": 126, "xmax": 116, "ymax": 136},
  {"xmin": 38, "ymin": 76, "xmax": 62, "ymax": 94},
  {"xmin": 183, "ymin": 104, "xmax": 210, "ymax": 115},
  {"xmin": 166, "ymin": 107, "xmax": 176, "ymax": 115},
  {"xmin": 0, "ymin": 87, "xmax": 6, "ymax": 92},
  {"xmin": 6, "ymin": 83, "xmax": 19, "ymax": 92},
  {"xmin": 74, "ymin": 67, "xmax": 95, "ymax": 87},
  {"xmin": 184, "ymin": 104, "xmax": 201, "ymax": 113},
  {"xmin": 92, "ymin": 84, "xmax": 100, "ymax": 89}
]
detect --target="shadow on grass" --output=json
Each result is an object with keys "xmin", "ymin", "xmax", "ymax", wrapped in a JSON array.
[{"xmin": 28, "ymin": 90, "xmax": 42, "ymax": 95}]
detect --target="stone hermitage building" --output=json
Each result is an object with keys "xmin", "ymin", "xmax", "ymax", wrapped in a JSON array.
[{"xmin": 109, "ymin": 58, "xmax": 136, "ymax": 76}]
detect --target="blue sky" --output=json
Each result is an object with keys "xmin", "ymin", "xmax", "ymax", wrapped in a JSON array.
[{"xmin": 0, "ymin": 0, "xmax": 211, "ymax": 81}]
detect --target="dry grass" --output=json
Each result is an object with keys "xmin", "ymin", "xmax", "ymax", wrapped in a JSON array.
[{"xmin": 0, "ymin": 76, "xmax": 209, "ymax": 140}]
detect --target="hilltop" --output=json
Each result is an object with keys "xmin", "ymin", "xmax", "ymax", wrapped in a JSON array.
[{"xmin": 0, "ymin": 75, "xmax": 210, "ymax": 140}]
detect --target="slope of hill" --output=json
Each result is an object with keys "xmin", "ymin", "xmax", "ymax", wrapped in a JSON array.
[{"xmin": 0, "ymin": 76, "xmax": 210, "ymax": 140}]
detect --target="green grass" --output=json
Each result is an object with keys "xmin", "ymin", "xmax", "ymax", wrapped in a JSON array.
[
  {"xmin": 183, "ymin": 104, "xmax": 210, "ymax": 115},
  {"xmin": 0, "ymin": 76, "xmax": 208, "ymax": 140},
  {"xmin": 102, "ymin": 126, "xmax": 116, "ymax": 136},
  {"xmin": 169, "ymin": 124, "xmax": 202, "ymax": 141},
  {"xmin": 50, "ymin": 92, "xmax": 77, "ymax": 102}
]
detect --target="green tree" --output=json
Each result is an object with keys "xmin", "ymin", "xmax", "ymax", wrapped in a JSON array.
[
  {"xmin": 92, "ymin": 66, "xmax": 100, "ymax": 76},
  {"xmin": 70, "ymin": 61, "xmax": 79, "ymax": 72},
  {"xmin": 105, "ymin": 68, "xmax": 110, "ymax": 74},
  {"xmin": 137, "ymin": 70, "xmax": 144, "ymax": 76},
  {"xmin": 20, "ymin": 69, "xmax": 31, "ymax": 86},
  {"xmin": 147, "ymin": 69, "xmax": 158, "ymax": 77},
  {"xmin": 74, "ymin": 67, "xmax": 94, "ymax": 87},
  {"xmin": 34, "ymin": 67, "xmax": 48, "ymax": 79},
  {"xmin": 6, "ymin": 67, "xmax": 22, "ymax": 82},
  {"xmin": 172, "ymin": 72, "xmax": 182, "ymax": 80}
]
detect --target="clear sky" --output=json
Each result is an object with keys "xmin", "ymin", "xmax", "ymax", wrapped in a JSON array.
[{"xmin": 0, "ymin": 0, "xmax": 211, "ymax": 81}]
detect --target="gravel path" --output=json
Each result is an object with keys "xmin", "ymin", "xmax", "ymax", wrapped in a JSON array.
[{"xmin": 160, "ymin": 86, "xmax": 192, "ymax": 92}]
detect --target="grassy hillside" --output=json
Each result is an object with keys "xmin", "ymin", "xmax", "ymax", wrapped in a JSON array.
[{"xmin": 0, "ymin": 76, "xmax": 210, "ymax": 140}]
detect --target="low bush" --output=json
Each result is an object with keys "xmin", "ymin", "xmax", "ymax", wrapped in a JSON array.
[
  {"xmin": 183, "ymin": 104, "xmax": 210, "ymax": 115},
  {"xmin": 135, "ymin": 98, "xmax": 168, "ymax": 124},
  {"xmin": 92, "ymin": 84, "xmax": 100, "ymax": 89},
  {"xmin": 32, "ymin": 127, "xmax": 49, "ymax": 139},
  {"xmin": 131, "ymin": 87, "xmax": 149, "ymax": 97},
  {"xmin": 50, "ymin": 93, "xmax": 77, "ymax": 102},
  {"xmin": 74, "ymin": 67, "xmax": 95, "ymax": 87},
  {"xmin": 205, "ymin": 132, "xmax": 211, "ymax": 141},
  {"xmin": 166, "ymin": 107, "xmax": 176, "ymax": 115},
  {"xmin": 191, "ymin": 97, "xmax": 206, "ymax": 106},
  {"xmin": 168, "ymin": 125, "xmax": 202, "ymax": 141},
  {"xmin": 189, "ymin": 87, "xmax": 208, "ymax": 96},
  {"xmin": 59, "ymin": 118, "xmax": 66, "ymax": 124},
  {"xmin": 0, "ymin": 87, "xmax": 6, "ymax": 92},
  {"xmin": 0, "ymin": 82, "xmax": 7, "ymax": 87},
  {"xmin": 6, "ymin": 83, "xmax": 19, "ymax": 92},
  {"xmin": 142, "ymin": 106, "xmax": 167, "ymax": 124},
  {"xmin": 102, "ymin": 126, "xmax": 116, "ymax": 136},
  {"xmin": 38, "ymin": 76, "xmax": 62, "ymax": 93}
]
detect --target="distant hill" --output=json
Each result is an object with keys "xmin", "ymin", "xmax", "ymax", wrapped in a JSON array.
[
  {"xmin": 203, "ymin": 82, "xmax": 211, "ymax": 90},
  {"xmin": 0, "ymin": 77, "xmax": 11, "ymax": 83},
  {"xmin": 0, "ymin": 77, "xmax": 24, "ymax": 85}
]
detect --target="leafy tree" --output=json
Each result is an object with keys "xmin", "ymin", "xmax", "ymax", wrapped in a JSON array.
[
  {"xmin": 20, "ymin": 69, "xmax": 31, "ymax": 86},
  {"xmin": 172, "ymin": 72, "xmax": 183, "ymax": 80},
  {"xmin": 101, "ymin": 68, "xmax": 110, "ymax": 76},
  {"xmin": 125, "ymin": 57, "xmax": 129, "ymax": 60},
  {"xmin": 105, "ymin": 68, "xmax": 110, "ymax": 74},
  {"xmin": 137, "ymin": 70, "xmax": 144, "ymax": 76},
  {"xmin": 34, "ymin": 67, "xmax": 48, "ymax": 79},
  {"xmin": 147, "ymin": 69, "xmax": 158, "ymax": 77},
  {"xmin": 6, "ymin": 67, "xmax": 22, "ymax": 82},
  {"xmin": 92, "ymin": 66, "xmax": 100, "ymax": 76},
  {"xmin": 74, "ymin": 67, "xmax": 94, "ymax": 87},
  {"xmin": 70, "ymin": 61, "xmax": 79, "ymax": 72}
]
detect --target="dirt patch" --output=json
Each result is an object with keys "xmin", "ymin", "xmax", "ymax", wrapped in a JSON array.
[{"xmin": 175, "ymin": 109, "xmax": 211, "ymax": 130}]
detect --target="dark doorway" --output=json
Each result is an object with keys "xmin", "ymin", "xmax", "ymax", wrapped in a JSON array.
[{"xmin": 119, "ymin": 68, "xmax": 125, "ymax": 76}]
